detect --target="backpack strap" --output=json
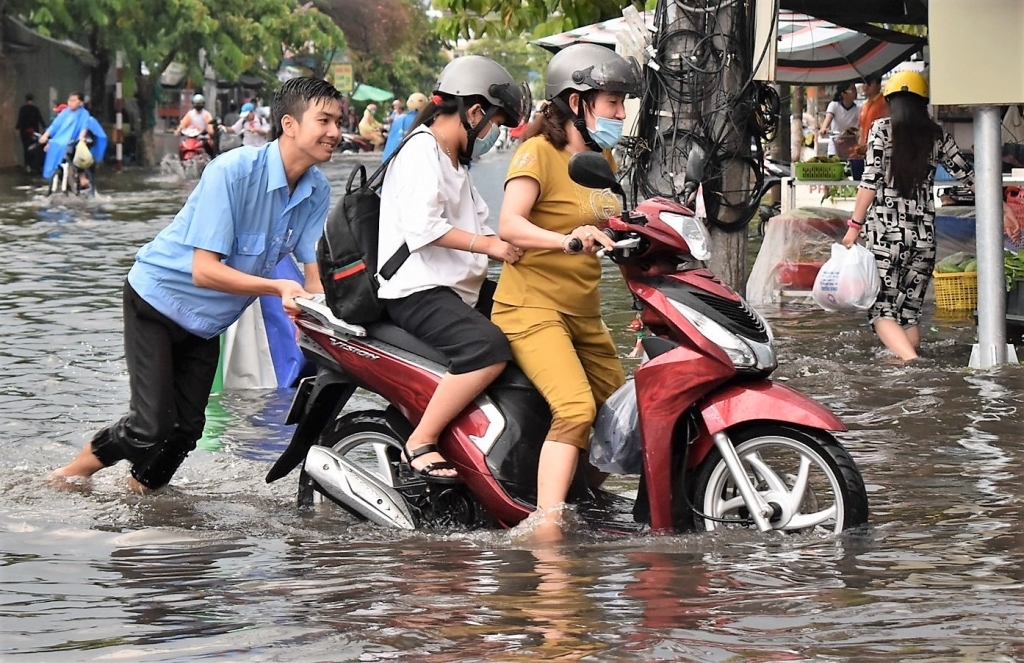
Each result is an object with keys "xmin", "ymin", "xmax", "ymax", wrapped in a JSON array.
[
  {"xmin": 372, "ymin": 129, "xmax": 439, "ymax": 280},
  {"xmin": 378, "ymin": 243, "xmax": 411, "ymax": 280},
  {"xmin": 367, "ymin": 129, "xmax": 436, "ymax": 189},
  {"xmin": 346, "ymin": 164, "xmax": 367, "ymax": 194}
]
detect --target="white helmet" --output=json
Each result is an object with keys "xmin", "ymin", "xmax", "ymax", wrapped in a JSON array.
[{"xmin": 192, "ymin": 94, "xmax": 205, "ymax": 105}]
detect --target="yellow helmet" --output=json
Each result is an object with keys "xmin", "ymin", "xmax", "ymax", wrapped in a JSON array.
[
  {"xmin": 883, "ymin": 71, "xmax": 929, "ymax": 99},
  {"xmin": 406, "ymin": 92, "xmax": 428, "ymax": 112}
]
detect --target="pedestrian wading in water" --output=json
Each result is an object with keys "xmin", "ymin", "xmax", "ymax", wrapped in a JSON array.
[
  {"xmin": 52, "ymin": 77, "xmax": 344, "ymax": 493},
  {"xmin": 842, "ymin": 71, "xmax": 1021, "ymax": 360}
]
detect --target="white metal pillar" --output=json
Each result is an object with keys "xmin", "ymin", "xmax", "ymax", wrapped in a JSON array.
[{"xmin": 969, "ymin": 105, "xmax": 1010, "ymax": 368}]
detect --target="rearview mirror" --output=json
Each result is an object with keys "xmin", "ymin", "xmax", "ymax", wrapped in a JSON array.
[
  {"xmin": 685, "ymin": 144, "xmax": 706, "ymax": 183},
  {"xmin": 568, "ymin": 151, "xmax": 624, "ymax": 195}
]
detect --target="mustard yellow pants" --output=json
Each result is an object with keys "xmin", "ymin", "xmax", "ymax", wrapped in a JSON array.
[{"xmin": 492, "ymin": 304, "xmax": 625, "ymax": 449}]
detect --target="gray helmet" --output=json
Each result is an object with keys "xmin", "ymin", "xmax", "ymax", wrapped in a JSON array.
[
  {"xmin": 544, "ymin": 43, "xmax": 642, "ymax": 100},
  {"xmin": 192, "ymin": 93, "xmax": 205, "ymax": 105},
  {"xmin": 434, "ymin": 56, "xmax": 529, "ymax": 127}
]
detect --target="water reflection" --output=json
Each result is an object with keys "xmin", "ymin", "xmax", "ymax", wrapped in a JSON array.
[{"xmin": 1, "ymin": 153, "xmax": 1022, "ymax": 660}]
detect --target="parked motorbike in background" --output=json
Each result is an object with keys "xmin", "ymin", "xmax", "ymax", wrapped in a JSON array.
[
  {"xmin": 757, "ymin": 156, "xmax": 792, "ymax": 235},
  {"xmin": 336, "ymin": 132, "xmax": 376, "ymax": 154},
  {"xmin": 266, "ymin": 151, "xmax": 869, "ymax": 537}
]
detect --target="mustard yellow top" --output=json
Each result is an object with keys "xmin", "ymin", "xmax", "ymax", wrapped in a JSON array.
[{"xmin": 494, "ymin": 136, "xmax": 621, "ymax": 317}]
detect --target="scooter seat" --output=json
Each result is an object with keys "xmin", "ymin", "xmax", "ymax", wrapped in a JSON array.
[
  {"xmin": 363, "ymin": 322, "xmax": 535, "ymax": 389},
  {"xmin": 364, "ymin": 322, "xmax": 448, "ymax": 365}
]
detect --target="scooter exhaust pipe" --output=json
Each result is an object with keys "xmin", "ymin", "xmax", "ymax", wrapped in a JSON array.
[{"xmin": 304, "ymin": 446, "xmax": 417, "ymax": 530}]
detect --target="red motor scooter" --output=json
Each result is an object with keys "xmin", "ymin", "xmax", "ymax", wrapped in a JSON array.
[
  {"xmin": 266, "ymin": 152, "xmax": 868, "ymax": 535},
  {"xmin": 179, "ymin": 127, "xmax": 214, "ymax": 163}
]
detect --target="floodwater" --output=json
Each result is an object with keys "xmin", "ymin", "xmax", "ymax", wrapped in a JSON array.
[{"xmin": 1, "ymin": 149, "xmax": 1022, "ymax": 662}]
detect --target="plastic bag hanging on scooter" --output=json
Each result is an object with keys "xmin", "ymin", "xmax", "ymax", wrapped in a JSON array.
[{"xmin": 590, "ymin": 380, "xmax": 642, "ymax": 475}]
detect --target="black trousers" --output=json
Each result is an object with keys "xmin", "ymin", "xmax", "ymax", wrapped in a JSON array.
[
  {"xmin": 384, "ymin": 279, "xmax": 512, "ymax": 375},
  {"xmin": 21, "ymin": 134, "xmax": 42, "ymax": 173},
  {"xmin": 90, "ymin": 281, "xmax": 220, "ymax": 489}
]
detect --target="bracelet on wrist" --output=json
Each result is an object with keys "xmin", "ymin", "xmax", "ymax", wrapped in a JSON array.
[
  {"xmin": 847, "ymin": 218, "xmax": 864, "ymax": 229},
  {"xmin": 468, "ymin": 233, "xmax": 479, "ymax": 254},
  {"xmin": 561, "ymin": 234, "xmax": 574, "ymax": 254}
]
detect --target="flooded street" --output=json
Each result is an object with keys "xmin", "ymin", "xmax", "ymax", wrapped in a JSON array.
[{"xmin": 1, "ymin": 151, "xmax": 1022, "ymax": 661}]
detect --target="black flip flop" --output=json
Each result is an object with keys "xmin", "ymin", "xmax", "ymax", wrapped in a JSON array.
[{"xmin": 403, "ymin": 442, "xmax": 461, "ymax": 485}]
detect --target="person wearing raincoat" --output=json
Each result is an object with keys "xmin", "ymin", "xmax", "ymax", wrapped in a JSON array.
[{"xmin": 38, "ymin": 92, "xmax": 107, "ymax": 188}]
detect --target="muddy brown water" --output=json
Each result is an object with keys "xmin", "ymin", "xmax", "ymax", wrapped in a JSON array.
[{"xmin": 1, "ymin": 151, "xmax": 1022, "ymax": 661}]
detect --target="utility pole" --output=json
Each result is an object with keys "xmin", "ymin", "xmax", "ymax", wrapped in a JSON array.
[
  {"xmin": 115, "ymin": 51, "xmax": 124, "ymax": 171},
  {"xmin": 642, "ymin": 0, "xmax": 757, "ymax": 292}
]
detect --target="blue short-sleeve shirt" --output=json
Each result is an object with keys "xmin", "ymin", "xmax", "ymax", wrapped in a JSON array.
[{"xmin": 127, "ymin": 141, "xmax": 329, "ymax": 338}]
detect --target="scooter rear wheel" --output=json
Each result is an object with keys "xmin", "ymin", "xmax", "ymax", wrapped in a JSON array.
[
  {"xmin": 691, "ymin": 424, "xmax": 868, "ymax": 535},
  {"xmin": 298, "ymin": 410, "xmax": 406, "ymax": 508}
]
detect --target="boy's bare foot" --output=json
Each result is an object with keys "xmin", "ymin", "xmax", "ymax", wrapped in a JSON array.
[
  {"xmin": 51, "ymin": 443, "xmax": 105, "ymax": 480},
  {"xmin": 127, "ymin": 476, "xmax": 155, "ymax": 495}
]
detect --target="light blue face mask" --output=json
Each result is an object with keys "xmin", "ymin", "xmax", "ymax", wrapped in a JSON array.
[
  {"xmin": 590, "ymin": 116, "xmax": 624, "ymax": 150},
  {"xmin": 471, "ymin": 121, "xmax": 501, "ymax": 159}
]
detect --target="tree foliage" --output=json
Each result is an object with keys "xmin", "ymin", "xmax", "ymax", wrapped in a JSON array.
[
  {"xmin": 432, "ymin": 0, "xmax": 650, "ymax": 41},
  {"xmin": 8, "ymin": 0, "xmax": 346, "ymax": 106},
  {"xmin": 317, "ymin": 0, "xmax": 448, "ymax": 103}
]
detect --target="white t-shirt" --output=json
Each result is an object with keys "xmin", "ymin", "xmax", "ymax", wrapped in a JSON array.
[
  {"xmin": 184, "ymin": 108, "xmax": 212, "ymax": 132},
  {"xmin": 231, "ymin": 114, "xmax": 269, "ymax": 147},
  {"xmin": 377, "ymin": 126, "xmax": 494, "ymax": 306},
  {"xmin": 824, "ymin": 100, "xmax": 859, "ymax": 155}
]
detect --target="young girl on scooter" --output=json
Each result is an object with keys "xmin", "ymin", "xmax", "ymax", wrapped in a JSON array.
[
  {"xmin": 493, "ymin": 43, "xmax": 641, "ymax": 540},
  {"xmin": 377, "ymin": 56, "xmax": 527, "ymax": 481}
]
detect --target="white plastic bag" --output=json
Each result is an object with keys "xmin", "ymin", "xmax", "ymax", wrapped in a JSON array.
[
  {"xmin": 812, "ymin": 243, "xmax": 880, "ymax": 312},
  {"xmin": 589, "ymin": 380, "xmax": 642, "ymax": 474}
]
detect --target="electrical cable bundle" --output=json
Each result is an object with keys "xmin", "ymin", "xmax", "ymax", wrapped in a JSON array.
[{"xmin": 622, "ymin": 0, "xmax": 782, "ymax": 232}]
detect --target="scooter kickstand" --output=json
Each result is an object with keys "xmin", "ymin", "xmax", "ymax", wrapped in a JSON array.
[{"xmin": 712, "ymin": 432, "xmax": 774, "ymax": 532}]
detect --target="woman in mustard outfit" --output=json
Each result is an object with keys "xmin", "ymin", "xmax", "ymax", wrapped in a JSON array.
[{"xmin": 493, "ymin": 43, "xmax": 642, "ymax": 540}]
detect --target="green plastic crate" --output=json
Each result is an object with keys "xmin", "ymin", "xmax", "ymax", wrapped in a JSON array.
[{"xmin": 794, "ymin": 161, "xmax": 846, "ymax": 181}]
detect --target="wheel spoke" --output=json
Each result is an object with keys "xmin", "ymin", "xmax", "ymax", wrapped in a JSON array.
[
  {"xmin": 785, "ymin": 456, "xmax": 812, "ymax": 509},
  {"xmin": 779, "ymin": 504, "xmax": 837, "ymax": 531},
  {"xmin": 716, "ymin": 494, "xmax": 747, "ymax": 516},
  {"xmin": 744, "ymin": 451, "xmax": 789, "ymax": 493}
]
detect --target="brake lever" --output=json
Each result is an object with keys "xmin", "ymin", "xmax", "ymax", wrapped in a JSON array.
[{"xmin": 596, "ymin": 237, "xmax": 641, "ymax": 259}]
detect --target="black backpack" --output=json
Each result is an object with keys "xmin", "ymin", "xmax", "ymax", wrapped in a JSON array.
[{"xmin": 318, "ymin": 132, "xmax": 430, "ymax": 324}]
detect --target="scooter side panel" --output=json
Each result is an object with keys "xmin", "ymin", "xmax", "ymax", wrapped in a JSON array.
[
  {"xmin": 299, "ymin": 326, "xmax": 539, "ymax": 525},
  {"xmin": 633, "ymin": 344, "xmax": 735, "ymax": 533}
]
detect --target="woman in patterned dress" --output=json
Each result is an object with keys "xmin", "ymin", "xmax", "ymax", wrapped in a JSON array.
[{"xmin": 842, "ymin": 71, "xmax": 1021, "ymax": 360}]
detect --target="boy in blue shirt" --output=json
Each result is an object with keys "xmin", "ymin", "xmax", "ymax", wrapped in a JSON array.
[{"xmin": 53, "ymin": 77, "xmax": 344, "ymax": 493}]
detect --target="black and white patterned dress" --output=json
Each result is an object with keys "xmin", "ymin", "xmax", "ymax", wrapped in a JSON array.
[{"xmin": 858, "ymin": 117, "xmax": 975, "ymax": 328}]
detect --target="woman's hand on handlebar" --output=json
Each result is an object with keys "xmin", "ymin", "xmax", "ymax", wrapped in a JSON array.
[{"xmin": 565, "ymin": 224, "xmax": 615, "ymax": 255}]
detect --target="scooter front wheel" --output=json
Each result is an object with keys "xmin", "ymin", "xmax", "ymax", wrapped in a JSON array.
[{"xmin": 691, "ymin": 424, "xmax": 868, "ymax": 535}]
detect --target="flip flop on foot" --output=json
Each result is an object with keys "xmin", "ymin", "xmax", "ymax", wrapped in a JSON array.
[{"xmin": 402, "ymin": 442, "xmax": 460, "ymax": 484}]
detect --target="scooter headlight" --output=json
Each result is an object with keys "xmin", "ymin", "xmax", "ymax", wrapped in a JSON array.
[
  {"xmin": 668, "ymin": 298, "xmax": 757, "ymax": 368},
  {"xmin": 660, "ymin": 212, "xmax": 712, "ymax": 260}
]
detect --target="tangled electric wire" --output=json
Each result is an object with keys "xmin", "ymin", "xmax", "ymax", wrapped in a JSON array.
[{"xmin": 619, "ymin": 0, "xmax": 781, "ymax": 232}]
